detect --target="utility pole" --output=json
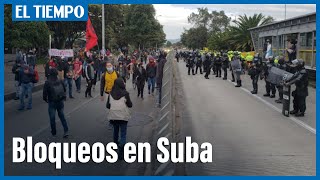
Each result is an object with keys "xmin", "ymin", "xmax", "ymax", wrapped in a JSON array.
[
  {"xmin": 285, "ymin": 4, "xmax": 287, "ymax": 20},
  {"xmin": 102, "ymin": 4, "xmax": 105, "ymax": 53}
]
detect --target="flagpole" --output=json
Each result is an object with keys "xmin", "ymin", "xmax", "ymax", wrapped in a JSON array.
[{"xmin": 102, "ymin": 4, "xmax": 105, "ymax": 54}]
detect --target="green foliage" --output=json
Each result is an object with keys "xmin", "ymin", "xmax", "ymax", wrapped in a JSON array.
[
  {"xmin": 124, "ymin": 5, "xmax": 166, "ymax": 49},
  {"xmin": 5, "ymin": 5, "xmax": 50, "ymax": 51}
]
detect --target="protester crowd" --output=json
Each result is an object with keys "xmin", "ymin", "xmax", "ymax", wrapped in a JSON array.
[{"xmin": 11, "ymin": 48, "xmax": 168, "ymax": 159}]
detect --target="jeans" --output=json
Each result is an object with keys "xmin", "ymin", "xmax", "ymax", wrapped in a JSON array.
[
  {"xmin": 111, "ymin": 120, "xmax": 128, "ymax": 158},
  {"xmin": 19, "ymin": 82, "xmax": 33, "ymax": 109},
  {"xmin": 252, "ymin": 75, "xmax": 259, "ymax": 91},
  {"xmin": 64, "ymin": 78, "xmax": 73, "ymax": 97},
  {"xmin": 147, "ymin": 77, "xmax": 156, "ymax": 93},
  {"xmin": 48, "ymin": 101, "xmax": 69, "ymax": 135},
  {"xmin": 74, "ymin": 76, "xmax": 81, "ymax": 91},
  {"xmin": 15, "ymin": 80, "xmax": 20, "ymax": 98}
]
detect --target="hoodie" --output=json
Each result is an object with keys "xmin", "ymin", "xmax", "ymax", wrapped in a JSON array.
[{"xmin": 106, "ymin": 78, "xmax": 133, "ymax": 121}]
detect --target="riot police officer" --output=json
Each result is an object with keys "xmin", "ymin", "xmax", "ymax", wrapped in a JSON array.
[
  {"xmin": 214, "ymin": 53, "xmax": 222, "ymax": 78},
  {"xmin": 262, "ymin": 56, "xmax": 276, "ymax": 98},
  {"xmin": 221, "ymin": 53, "xmax": 229, "ymax": 80},
  {"xmin": 275, "ymin": 56, "xmax": 288, "ymax": 103},
  {"xmin": 187, "ymin": 53, "xmax": 195, "ymax": 75},
  {"xmin": 231, "ymin": 52, "xmax": 242, "ymax": 87},
  {"xmin": 248, "ymin": 53, "xmax": 262, "ymax": 94},
  {"xmin": 195, "ymin": 53, "xmax": 203, "ymax": 74},
  {"xmin": 284, "ymin": 59, "xmax": 308, "ymax": 117},
  {"xmin": 203, "ymin": 53, "xmax": 212, "ymax": 79}
]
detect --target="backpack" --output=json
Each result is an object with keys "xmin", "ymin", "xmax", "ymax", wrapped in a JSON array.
[
  {"xmin": 50, "ymin": 80, "xmax": 66, "ymax": 102},
  {"xmin": 32, "ymin": 68, "xmax": 39, "ymax": 83}
]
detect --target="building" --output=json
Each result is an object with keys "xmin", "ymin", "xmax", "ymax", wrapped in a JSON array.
[{"xmin": 249, "ymin": 12, "xmax": 316, "ymax": 72}]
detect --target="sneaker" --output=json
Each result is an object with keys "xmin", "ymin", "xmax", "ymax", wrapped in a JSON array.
[
  {"xmin": 270, "ymin": 94, "xmax": 275, "ymax": 98},
  {"xmin": 275, "ymin": 99, "xmax": 283, "ymax": 103},
  {"xmin": 69, "ymin": 96, "xmax": 75, "ymax": 99},
  {"xmin": 63, "ymin": 132, "xmax": 69, "ymax": 138},
  {"xmin": 263, "ymin": 94, "xmax": 270, "ymax": 97},
  {"xmin": 14, "ymin": 97, "xmax": 19, "ymax": 100}
]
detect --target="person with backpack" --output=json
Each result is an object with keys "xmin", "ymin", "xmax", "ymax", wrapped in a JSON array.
[
  {"xmin": 43, "ymin": 68, "xmax": 69, "ymax": 138},
  {"xmin": 18, "ymin": 64, "xmax": 34, "ymax": 111},
  {"xmin": 106, "ymin": 78, "xmax": 133, "ymax": 160},
  {"xmin": 100, "ymin": 62, "xmax": 118, "ymax": 101}
]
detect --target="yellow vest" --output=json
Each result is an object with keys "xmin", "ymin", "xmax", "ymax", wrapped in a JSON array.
[{"xmin": 105, "ymin": 71, "xmax": 118, "ymax": 93}]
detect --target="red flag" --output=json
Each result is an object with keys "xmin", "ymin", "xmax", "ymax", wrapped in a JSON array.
[{"xmin": 85, "ymin": 17, "xmax": 98, "ymax": 51}]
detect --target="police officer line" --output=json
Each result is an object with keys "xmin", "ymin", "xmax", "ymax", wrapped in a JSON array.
[{"xmin": 227, "ymin": 79, "xmax": 316, "ymax": 135}]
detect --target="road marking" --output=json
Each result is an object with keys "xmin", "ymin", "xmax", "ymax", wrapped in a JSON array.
[
  {"xmin": 5, "ymin": 93, "xmax": 100, "ymax": 154},
  {"xmin": 227, "ymin": 79, "xmax": 316, "ymax": 135}
]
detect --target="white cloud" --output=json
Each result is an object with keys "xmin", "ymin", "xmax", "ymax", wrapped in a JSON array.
[{"xmin": 155, "ymin": 4, "xmax": 316, "ymax": 40}]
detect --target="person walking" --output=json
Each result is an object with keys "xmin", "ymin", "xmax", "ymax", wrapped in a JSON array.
[
  {"xmin": 85, "ymin": 59, "xmax": 95, "ymax": 98},
  {"xmin": 73, "ymin": 57, "xmax": 83, "ymax": 93},
  {"xmin": 146, "ymin": 57, "xmax": 157, "ymax": 95},
  {"xmin": 63, "ymin": 58, "xmax": 74, "ymax": 99},
  {"xmin": 156, "ymin": 51, "xmax": 167, "ymax": 107},
  {"xmin": 134, "ymin": 62, "xmax": 147, "ymax": 99},
  {"xmin": 106, "ymin": 78, "xmax": 133, "ymax": 159},
  {"xmin": 18, "ymin": 64, "xmax": 34, "ymax": 110},
  {"xmin": 100, "ymin": 62, "xmax": 118, "ymax": 100},
  {"xmin": 43, "ymin": 68, "xmax": 69, "ymax": 138},
  {"xmin": 12, "ymin": 59, "xmax": 22, "ymax": 100}
]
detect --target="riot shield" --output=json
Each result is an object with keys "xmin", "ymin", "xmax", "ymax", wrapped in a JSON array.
[{"xmin": 282, "ymin": 85, "xmax": 291, "ymax": 117}]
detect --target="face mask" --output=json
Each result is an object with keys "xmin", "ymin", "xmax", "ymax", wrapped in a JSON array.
[{"xmin": 107, "ymin": 67, "xmax": 113, "ymax": 72}]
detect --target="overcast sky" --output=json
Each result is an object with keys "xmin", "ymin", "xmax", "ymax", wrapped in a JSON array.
[{"xmin": 153, "ymin": 4, "xmax": 316, "ymax": 40}]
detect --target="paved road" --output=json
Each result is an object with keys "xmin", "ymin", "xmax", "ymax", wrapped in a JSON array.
[
  {"xmin": 175, "ymin": 60, "xmax": 316, "ymax": 175},
  {"xmin": 5, "ymin": 79, "xmax": 158, "ymax": 175}
]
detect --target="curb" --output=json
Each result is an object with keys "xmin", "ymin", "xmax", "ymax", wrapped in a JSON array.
[{"xmin": 4, "ymin": 83, "xmax": 45, "ymax": 102}]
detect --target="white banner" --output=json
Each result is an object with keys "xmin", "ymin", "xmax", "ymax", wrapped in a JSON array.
[{"xmin": 49, "ymin": 49, "xmax": 74, "ymax": 57}]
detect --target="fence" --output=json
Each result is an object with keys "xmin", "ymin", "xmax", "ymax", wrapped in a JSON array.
[{"xmin": 153, "ymin": 51, "xmax": 176, "ymax": 176}]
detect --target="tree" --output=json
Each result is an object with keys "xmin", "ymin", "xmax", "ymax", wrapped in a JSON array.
[
  {"xmin": 166, "ymin": 41, "xmax": 172, "ymax": 47},
  {"xmin": 180, "ymin": 26, "xmax": 208, "ymax": 50},
  {"xmin": 229, "ymin": 14, "xmax": 274, "ymax": 51},
  {"xmin": 188, "ymin": 8, "xmax": 211, "ymax": 28},
  {"xmin": 5, "ymin": 5, "xmax": 50, "ymax": 51},
  {"xmin": 209, "ymin": 11, "xmax": 231, "ymax": 33},
  {"xmin": 124, "ymin": 5, "xmax": 166, "ymax": 49}
]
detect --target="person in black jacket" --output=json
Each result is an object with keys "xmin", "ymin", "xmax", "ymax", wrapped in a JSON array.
[
  {"xmin": 134, "ymin": 62, "xmax": 147, "ymax": 99},
  {"xmin": 12, "ymin": 60, "xmax": 22, "ymax": 100},
  {"xmin": 214, "ymin": 53, "xmax": 222, "ymax": 78},
  {"xmin": 195, "ymin": 54, "xmax": 203, "ymax": 74},
  {"xmin": 203, "ymin": 53, "xmax": 212, "ymax": 79},
  {"xmin": 187, "ymin": 54, "xmax": 195, "ymax": 75},
  {"xmin": 221, "ymin": 53, "xmax": 229, "ymax": 80},
  {"xmin": 85, "ymin": 59, "xmax": 95, "ymax": 98},
  {"xmin": 275, "ymin": 56, "xmax": 288, "ymax": 103},
  {"xmin": 285, "ymin": 59, "xmax": 308, "ymax": 117},
  {"xmin": 43, "ymin": 68, "xmax": 69, "ymax": 138},
  {"xmin": 262, "ymin": 57, "xmax": 276, "ymax": 98}
]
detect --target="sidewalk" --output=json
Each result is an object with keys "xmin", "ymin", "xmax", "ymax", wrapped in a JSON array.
[{"xmin": 4, "ymin": 63, "xmax": 47, "ymax": 101}]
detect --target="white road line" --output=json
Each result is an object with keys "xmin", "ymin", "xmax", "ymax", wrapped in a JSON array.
[{"xmin": 227, "ymin": 79, "xmax": 316, "ymax": 135}]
